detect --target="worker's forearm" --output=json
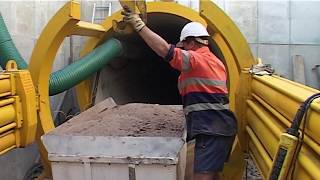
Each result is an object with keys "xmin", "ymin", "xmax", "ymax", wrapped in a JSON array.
[{"xmin": 138, "ymin": 26, "xmax": 170, "ymax": 58}]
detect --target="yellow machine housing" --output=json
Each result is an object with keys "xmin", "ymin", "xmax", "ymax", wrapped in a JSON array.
[{"xmin": 0, "ymin": 60, "xmax": 37, "ymax": 155}]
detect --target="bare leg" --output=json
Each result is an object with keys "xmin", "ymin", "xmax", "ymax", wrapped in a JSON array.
[{"xmin": 194, "ymin": 173, "xmax": 220, "ymax": 180}]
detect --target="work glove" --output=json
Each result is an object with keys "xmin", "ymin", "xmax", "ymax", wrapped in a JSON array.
[{"xmin": 121, "ymin": 6, "xmax": 146, "ymax": 32}]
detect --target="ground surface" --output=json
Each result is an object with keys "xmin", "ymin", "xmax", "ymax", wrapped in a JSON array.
[
  {"xmin": 52, "ymin": 100, "xmax": 184, "ymax": 137},
  {"xmin": 243, "ymin": 155, "xmax": 263, "ymax": 180}
]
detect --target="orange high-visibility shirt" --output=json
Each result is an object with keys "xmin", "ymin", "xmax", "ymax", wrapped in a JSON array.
[{"xmin": 165, "ymin": 45, "xmax": 237, "ymax": 138}]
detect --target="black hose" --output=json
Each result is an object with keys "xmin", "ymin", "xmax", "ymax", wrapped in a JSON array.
[
  {"xmin": 287, "ymin": 93, "xmax": 320, "ymax": 136},
  {"xmin": 270, "ymin": 93, "xmax": 320, "ymax": 180}
]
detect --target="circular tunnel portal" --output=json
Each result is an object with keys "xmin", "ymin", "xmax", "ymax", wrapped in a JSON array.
[{"xmin": 94, "ymin": 12, "xmax": 225, "ymax": 105}]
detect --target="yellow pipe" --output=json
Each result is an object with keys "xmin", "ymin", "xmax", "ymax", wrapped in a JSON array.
[
  {"xmin": 274, "ymin": 75, "xmax": 319, "ymax": 94},
  {"xmin": 247, "ymin": 99, "xmax": 282, "ymax": 137},
  {"xmin": 252, "ymin": 93, "xmax": 291, "ymax": 127},
  {"xmin": 251, "ymin": 76, "xmax": 320, "ymax": 143},
  {"xmin": 253, "ymin": 75, "xmax": 320, "ymax": 112},
  {"xmin": 0, "ymin": 74, "xmax": 10, "ymax": 79},
  {"xmin": 0, "ymin": 97, "xmax": 14, "ymax": 107},
  {"xmin": 247, "ymin": 100, "xmax": 320, "ymax": 179},
  {"xmin": 246, "ymin": 104, "xmax": 279, "ymax": 157},
  {"xmin": 252, "ymin": 93, "xmax": 320, "ymax": 155},
  {"xmin": 0, "ymin": 104, "xmax": 16, "ymax": 127},
  {"xmin": 0, "ymin": 92, "xmax": 11, "ymax": 98},
  {"xmin": 249, "ymin": 143, "xmax": 268, "ymax": 178},
  {"xmin": 246, "ymin": 126, "xmax": 273, "ymax": 168},
  {"xmin": 0, "ymin": 131, "xmax": 16, "ymax": 155},
  {"xmin": 0, "ymin": 145, "xmax": 15, "ymax": 155},
  {"xmin": 297, "ymin": 150, "xmax": 320, "ymax": 180},
  {"xmin": 0, "ymin": 78, "xmax": 11, "ymax": 97},
  {"xmin": 0, "ymin": 122, "xmax": 16, "ymax": 134}
]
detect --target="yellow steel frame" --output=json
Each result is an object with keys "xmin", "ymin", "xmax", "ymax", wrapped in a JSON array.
[
  {"xmin": 76, "ymin": 1, "xmax": 255, "ymax": 135},
  {"xmin": 0, "ymin": 60, "xmax": 37, "ymax": 156},
  {"xmin": 27, "ymin": 1, "xmax": 111, "ymax": 177},
  {"xmin": 75, "ymin": 1, "xmax": 256, "ymax": 108},
  {"xmin": 74, "ymin": 2, "xmax": 255, "ymax": 179},
  {"xmin": 75, "ymin": 2, "xmax": 208, "ymax": 111}
]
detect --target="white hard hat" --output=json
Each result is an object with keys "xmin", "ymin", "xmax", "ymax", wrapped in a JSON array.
[{"xmin": 179, "ymin": 22, "xmax": 209, "ymax": 42}]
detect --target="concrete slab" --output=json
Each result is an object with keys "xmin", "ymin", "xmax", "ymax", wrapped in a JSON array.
[
  {"xmin": 225, "ymin": 1, "xmax": 257, "ymax": 43},
  {"xmin": 291, "ymin": 19, "xmax": 320, "ymax": 45},
  {"xmin": 258, "ymin": 44, "xmax": 291, "ymax": 79},
  {"xmin": 249, "ymin": 43, "xmax": 258, "ymax": 58},
  {"xmin": 290, "ymin": 1, "xmax": 320, "ymax": 44},
  {"xmin": 258, "ymin": 1, "xmax": 289, "ymax": 44}
]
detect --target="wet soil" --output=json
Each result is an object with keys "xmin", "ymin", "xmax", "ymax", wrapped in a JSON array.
[{"xmin": 52, "ymin": 99, "xmax": 184, "ymax": 137}]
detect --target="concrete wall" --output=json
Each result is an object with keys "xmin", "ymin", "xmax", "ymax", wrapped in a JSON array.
[{"xmin": 211, "ymin": 0, "xmax": 320, "ymax": 89}]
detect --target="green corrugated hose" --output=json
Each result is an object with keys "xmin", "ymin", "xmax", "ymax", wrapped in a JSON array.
[
  {"xmin": 0, "ymin": 13, "xmax": 122, "ymax": 96},
  {"xmin": 49, "ymin": 39, "xmax": 122, "ymax": 95},
  {"xmin": 0, "ymin": 13, "xmax": 28, "ymax": 69}
]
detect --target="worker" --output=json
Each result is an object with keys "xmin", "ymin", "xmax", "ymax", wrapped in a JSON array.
[{"xmin": 122, "ymin": 6, "xmax": 237, "ymax": 180}]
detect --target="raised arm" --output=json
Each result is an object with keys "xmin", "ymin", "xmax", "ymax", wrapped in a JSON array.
[{"xmin": 122, "ymin": 6, "xmax": 170, "ymax": 58}]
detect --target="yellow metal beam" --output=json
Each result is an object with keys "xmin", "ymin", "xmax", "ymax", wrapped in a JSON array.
[
  {"xmin": 248, "ymin": 142, "xmax": 269, "ymax": 178},
  {"xmin": 252, "ymin": 75, "xmax": 320, "ymax": 143},
  {"xmin": 0, "ymin": 104, "xmax": 15, "ymax": 127},
  {"xmin": 212, "ymin": 33, "xmax": 239, "ymax": 111},
  {"xmin": 246, "ymin": 126, "xmax": 272, "ymax": 170},
  {"xmin": 247, "ymin": 96, "xmax": 320, "ymax": 179},
  {"xmin": 28, "ymin": 1, "xmax": 81, "ymax": 177},
  {"xmin": 0, "ymin": 76, "xmax": 11, "ymax": 97},
  {"xmin": 12, "ymin": 71, "xmax": 36, "ymax": 146},
  {"xmin": 0, "ymin": 131, "xmax": 16, "ymax": 155},
  {"xmin": 0, "ymin": 97, "xmax": 14, "ymax": 107},
  {"xmin": 29, "ymin": 1, "xmax": 81, "ymax": 134},
  {"xmin": 70, "ymin": 21, "xmax": 106, "ymax": 37},
  {"xmin": 252, "ymin": 93, "xmax": 320, "ymax": 155},
  {"xmin": 0, "ymin": 74, "xmax": 10, "ymax": 80},
  {"xmin": 199, "ymin": 4, "xmax": 257, "ymax": 167},
  {"xmin": 0, "ymin": 122, "xmax": 16, "ymax": 135}
]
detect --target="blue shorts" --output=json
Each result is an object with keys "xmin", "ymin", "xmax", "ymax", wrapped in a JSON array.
[{"xmin": 194, "ymin": 134, "xmax": 235, "ymax": 173}]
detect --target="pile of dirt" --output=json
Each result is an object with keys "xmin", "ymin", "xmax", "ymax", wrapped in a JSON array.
[{"xmin": 52, "ymin": 101, "xmax": 185, "ymax": 137}]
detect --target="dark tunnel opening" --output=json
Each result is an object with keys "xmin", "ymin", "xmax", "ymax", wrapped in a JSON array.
[{"xmin": 95, "ymin": 13, "xmax": 225, "ymax": 105}]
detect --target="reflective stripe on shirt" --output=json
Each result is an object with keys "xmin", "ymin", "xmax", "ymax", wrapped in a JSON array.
[
  {"xmin": 178, "ymin": 77, "xmax": 226, "ymax": 92},
  {"xmin": 181, "ymin": 50, "xmax": 191, "ymax": 72},
  {"xmin": 183, "ymin": 102, "xmax": 229, "ymax": 115}
]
